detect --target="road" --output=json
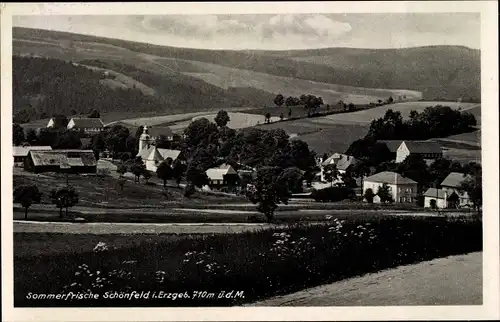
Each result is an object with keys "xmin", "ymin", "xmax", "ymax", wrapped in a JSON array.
[{"xmin": 250, "ymin": 252, "xmax": 482, "ymax": 306}]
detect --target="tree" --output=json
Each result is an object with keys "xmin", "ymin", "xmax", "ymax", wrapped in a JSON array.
[
  {"xmin": 185, "ymin": 162, "xmax": 209, "ymax": 188},
  {"xmin": 52, "ymin": 114, "xmax": 69, "ymax": 128},
  {"xmin": 388, "ymin": 96, "xmax": 394, "ymax": 104},
  {"xmin": 116, "ymin": 163, "xmax": 128, "ymax": 177},
  {"xmin": 130, "ymin": 158, "xmax": 146, "ymax": 183},
  {"xmin": 183, "ymin": 183, "xmax": 196, "ymax": 198},
  {"xmin": 50, "ymin": 187, "xmax": 79, "ymax": 218},
  {"xmin": 14, "ymin": 185, "xmax": 41, "ymax": 220},
  {"xmin": 105, "ymin": 125, "xmax": 130, "ymax": 157},
  {"xmin": 172, "ymin": 160, "xmax": 186, "ymax": 186},
  {"xmin": 246, "ymin": 166, "xmax": 291, "ymax": 223},
  {"xmin": 285, "ymin": 96, "xmax": 300, "ymax": 107},
  {"xmin": 142, "ymin": 171, "xmax": 152, "ymax": 184},
  {"xmin": 26, "ymin": 129, "xmax": 38, "ymax": 145},
  {"xmin": 397, "ymin": 154, "xmax": 430, "ymax": 186},
  {"xmin": 274, "ymin": 94, "xmax": 284, "ymax": 107},
  {"xmin": 459, "ymin": 167, "xmax": 482, "ymax": 214},
  {"xmin": 264, "ymin": 113, "xmax": 271, "ymax": 124},
  {"xmin": 323, "ymin": 163, "xmax": 340, "ymax": 186},
  {"xmin": 364, "ymin": 188, "xmax": 375, "ymax": 203},
  {"xmin": 288, "ymin": 108, "xmax": 292, "ymax": 118},
  {"xmin": 13, "ymin": 123, "xmax": 25, "ymax": 146},
  {"xmin": 279, "ymin": 113, "xmax": 284, "ymax": 121},
  {"xmin": 377, "ymin": 183, "xmax": 393, "ymax": 203},
  {"xmin": 88, "ymin": 109, "xmax": 100, "ymax": 118},
  {"xmin": 157, "ymin": 159, "xmax": 174, "ymax": 187},
  {"xmin": 214, "ymin": 110, "xmax": 231, "ymax": 128}
]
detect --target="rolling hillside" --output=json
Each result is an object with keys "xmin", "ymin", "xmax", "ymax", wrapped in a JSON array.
[{"xmin": 13, "ymin": 27, "xmax": 480, "ymax": 120}]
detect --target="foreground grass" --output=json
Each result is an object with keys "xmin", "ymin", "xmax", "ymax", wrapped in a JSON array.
[{"xmin": 15, "ymin": 215, "xmax": 481, "ymax": 307}]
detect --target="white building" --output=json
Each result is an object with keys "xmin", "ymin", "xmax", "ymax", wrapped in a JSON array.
[
  {"xmin": 362, "ymin": 171, "xmax": 418, "ymax": 203},
  {"xmin": 136, "ymin": 126, "xmax": 182, "ymax": 172},
  {"xmin": 423, "ymin": 188, "xmax": 460, "ymax": 209},
  {"xmin": 66, "ymin": 118, "xmax": 105, "ymax": 135},
  {"xmin": 395, "ymin": 141, "xmax": 443, "ymax": 164},
  {"xmin": 319, "ymin": 153, "xmax": 357, "ymax": 183},
  {"xmin": 440, "ymin": 172, "xmax": 472, "ymax": 207},
  {"xmin": 205, "ymin": 164, "xmax": 239, "ymax": 191}
]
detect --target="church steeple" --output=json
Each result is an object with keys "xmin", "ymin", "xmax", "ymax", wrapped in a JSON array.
[{"xmin": 138, "ymin": 125, "xmax": 151, "ymax": 152}]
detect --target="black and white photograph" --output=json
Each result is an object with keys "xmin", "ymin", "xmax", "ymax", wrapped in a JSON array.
[{"xmin": 2, "ymin": 2, "xmax": 499, "ymax": 321}]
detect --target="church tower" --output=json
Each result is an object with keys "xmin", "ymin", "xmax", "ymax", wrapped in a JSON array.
[{"xmin": 138, "ymin": 125, "xmax": 151, "ymax": 153}]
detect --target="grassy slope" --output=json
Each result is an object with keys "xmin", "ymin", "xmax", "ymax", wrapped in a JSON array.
[{"xmin": 13, "ymin": 27, "xmax": 479, "ymax": 101}]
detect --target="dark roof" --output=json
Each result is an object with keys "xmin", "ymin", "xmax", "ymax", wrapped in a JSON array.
[
  {"xmin": 364, "ymin": 171, "xmax": 418, "ymax": 185},
  {"xmin": 440, "ymin": 172, "xmax": 472, "ymax": 188},
  {"xmin": 424, "ymin": 188, "xmax": 459, "ymax": 200},
  {"xmin": 13, "ymin": 146, "xmax": 52, "ymax": 157},
  {"xmin": 29, "ymin": 150, "xmax": 97, "ymax": 167},
  {"xmin": 377, "ymin": 140, "xmax": 403, "ymax": 153},
  {"xmin": 147, "ymin": 126, "xmax": 174, "ymax": 138},
  {"xmin": 402, "ymin": 141, "xmax": 442, "ymax": 154},
  {"xmin": 70, "ymin": 118, "xmax": 104, "ymax": 128}
]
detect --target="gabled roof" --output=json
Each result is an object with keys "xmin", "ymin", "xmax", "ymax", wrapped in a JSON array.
[
  {"xmin": 364, "ymin": 171, "xmax": 417, "ymax": 185},
  {"xmin": 377, "ymin": 140, "xmax": 403, "ymax": 153},
  {"xmin": 156, "ymin": 149, "xmax": 181, "ymax": 161},
  {"xmin": 69, "ymin": 118, "xmax": 104, "ymax": 129},
  {"xmin": 137, "ymin": 146, "xmax": 155, "ymax": 159},
  {"xmin": 322, "ymin": 153, "xmax": 357, "ymax": 171},
  {"xmin": 402, "ymin": 141, "xmax": 442, "ymax": 154},
  {"xmin": 147, "ymin": 126, "xmax": 174, "ymax": 138},
  {"xmin": 440, "ymin": 172, "xmax": 472, "ymax": 188},
  {"xmin": 206, "ymin": 164, "xmax": 238, "ymax": 180},
  {"xmin": 13, "ymin": 146, "xmax": 52, "ymax": 157},
  {"xmin": 28, "ymin": 150, "xmax": 96, "ymax": 167},
  {"xmin": 424, "ymin": 188, "xmax": 459, "ymax": 200}
]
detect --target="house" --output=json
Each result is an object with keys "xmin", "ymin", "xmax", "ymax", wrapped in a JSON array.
[
  {"xmin": 423, "ymin": 188, "xmax": 460, "ymax": 209},
  {"xmin": 395, "ymin": 141, "xmax": 443, "ymax": 163},
  {"xmin": 136, "ymin": 125, "xmax": 183, "ymax": 172},
  {"xmin": 13, "ymin": 146, "xmax": 52, "ymax": 165},
  {"xmin": 24, "ymin": 150, "xmax": 97, "ymax": 174},
  {"xmin": 440, "ymin": 172, "xmax": 473, "ymax": 207},
  {"xmin": 146, "ymin": 126, "xmax": 175, "ymax": 142},
  {"xmin": 205, "ymin": 164, "xmax": 240, "ymax": 191},
  {"xmin": 319, "ymin": 153, "xmax": 357, "ymax": 183},
  {"xmin": 67, "ymin": 118, "xmax": 105, "ymax": 135},
  {"xmin": 362, "ymin": 171, "xmax": 418, "ymax": 203}
]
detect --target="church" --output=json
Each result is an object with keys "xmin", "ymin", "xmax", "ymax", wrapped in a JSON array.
[{"xmin": 136, "ymin": 125, "xmax": 183, "ymax": 172}]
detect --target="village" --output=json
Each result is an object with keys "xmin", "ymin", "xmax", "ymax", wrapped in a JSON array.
[{"xmin": 13, "ymin": 104, "xmax": 481, "ymax": 223}]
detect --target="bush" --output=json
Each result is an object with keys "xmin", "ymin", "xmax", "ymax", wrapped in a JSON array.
[
  {"xmin": 14, "ymin": 215, "xmax": 482, "ymax": 307},
  {"xmin": 97, "ymin": 168, "xmax": 111, "ymax": 177},
  {"xmin": 311, "ymin": 186, "xmax": 355, "ymax": 202}
]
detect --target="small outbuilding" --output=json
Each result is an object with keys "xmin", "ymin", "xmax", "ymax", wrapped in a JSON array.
[{"xmin": 24, "ymin": 150, "xmax": 97, "ymax": 174}]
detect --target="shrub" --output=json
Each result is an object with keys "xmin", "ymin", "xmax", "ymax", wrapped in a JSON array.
[
  {"xmin": 97, "ymin": 168, "xmax": 111, "ymax": 177},
  {"xmin": 311, "ymin": 186, "xmax": 355, "ymax": 202}
]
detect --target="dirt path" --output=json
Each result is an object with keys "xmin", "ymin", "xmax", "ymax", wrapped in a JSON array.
[
  {"xmin": 251, "ymin": 252, "xmax": 482, "ymax": 306},
  {"xmin": 13, "ymin": 221, "xmax": 276, "ymax": 235}
]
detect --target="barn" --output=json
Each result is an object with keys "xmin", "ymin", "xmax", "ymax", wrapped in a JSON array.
[{"xmin": 24, "ymin": 150, "xmax": 97, "ymax": 174}]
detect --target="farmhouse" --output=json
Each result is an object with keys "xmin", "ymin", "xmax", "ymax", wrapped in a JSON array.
[
  {"xmin": 363, "ymin": 171, "xmax": 417, "ymax": 203},
  {"xmin": 13, "ymin": 145, "xmax": 52, "ymax": 165},
  {"xmin": 66, "ymin": 118, "xmax": 105, "ymax": 135},
  {"xmin": 136, "ymin": 126, "xmax": 183, "ymax": 172},
  {"xmin": 440, "ymin": 172, "xmax": 472, "ymax": 207},
  {"xmin": 423, "ymin": 188, "xmax": 460, "ymax": 209},
  {"xmin": 24, "ymin": 150, "xmax": 97, "ymax": 174},
  {"xmin": 146, "ymin": 126, "xmax": 176, "ymax": 142},
  {"xmin": 395, "ymin": 141, "xmax": 443, "ymax": 164},
  {"xmin": 205, "ymin": 164, "xmax": 240, "ymax": 192},
  {"xmin": 319, "ymin": 153, "xmax": 357, "ymax": 183}
]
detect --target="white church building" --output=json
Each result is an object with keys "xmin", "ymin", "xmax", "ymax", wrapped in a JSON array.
[{"xmin": 136, "ymin": 125, "xmax": 183, "ymax": 172}]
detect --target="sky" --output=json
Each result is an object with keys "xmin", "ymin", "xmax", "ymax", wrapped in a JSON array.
[{"xmin": 13, "ymin": 13, "xmax": 481, "ymax": 50}]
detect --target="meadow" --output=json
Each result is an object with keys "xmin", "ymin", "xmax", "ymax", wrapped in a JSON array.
[
  {"xmin": 14, "ymin": 215, "xmax": 482, "ymax": 307},
  {"xmin": 314, "ymin": 101, "xmax": 480, "ymax": 125}
]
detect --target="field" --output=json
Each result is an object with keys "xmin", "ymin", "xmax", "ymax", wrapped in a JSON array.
[
  {"xmin": 192, "ymin": 112, "xmax": 281, "ymax": 129},
  {"xmin": 14, "ymin": 216, "xmax": 482, "ymax": 307},
  {"xmin": 313, "ymin": 101, "xmax": 480, "ymax": 125}
]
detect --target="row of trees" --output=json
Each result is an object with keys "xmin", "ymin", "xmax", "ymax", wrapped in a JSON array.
[{"xmin": 14, "ymin": 184, "xmax": 79, "ymax": 219}]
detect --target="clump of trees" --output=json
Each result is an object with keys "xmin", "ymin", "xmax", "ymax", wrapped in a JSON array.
[
  {"xmin": 50, "ymin": 187, "xmax": 79, "ymax": 218},
  {"xmin": 14, "ymin": 184, "xmax": 42, "ymax": 220}
]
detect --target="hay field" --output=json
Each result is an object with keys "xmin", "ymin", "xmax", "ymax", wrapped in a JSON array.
[
  {"xmin": 192, "ymin": 112, "xmax": 281, "ymax": 129},
  {"xmin": 181, "ymin": 59, "xmax": 422, "ymax": 105},
  {"xmin": 313, "ymin": 101, "xmax": 480, "ymax": 125}
]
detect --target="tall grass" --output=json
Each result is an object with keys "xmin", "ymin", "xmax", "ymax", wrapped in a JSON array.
[{"xmin": 15, "ymin": 215, "xmax": 481, "ymax": 307}]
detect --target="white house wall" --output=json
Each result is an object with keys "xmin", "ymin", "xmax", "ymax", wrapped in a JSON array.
[
  {"xmin": 363, "ymin": 181, "xmax": 417, "ymax": 203},
  {"xmin": 424, "ymin": 196, "xmax": 447, "ymax": 209},
  {"xmin": 395, "ymin": 142, "xmax": 410, "ymax": 163}
]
